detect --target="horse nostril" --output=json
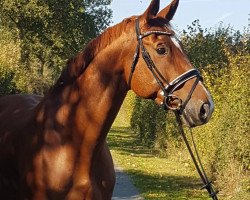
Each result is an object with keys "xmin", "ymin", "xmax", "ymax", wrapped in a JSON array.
[{"xmin": 199, "ymin": 103, "xmax": 210, "ymax": 121}]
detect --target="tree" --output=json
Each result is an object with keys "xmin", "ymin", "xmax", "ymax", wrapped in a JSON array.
[{"xmin": 0, "ymin": 0, "xmax": 112, "ymax": 93}]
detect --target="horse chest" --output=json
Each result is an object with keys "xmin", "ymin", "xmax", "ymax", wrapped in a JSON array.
[{"xmin": 39, "ymin": 144, "xmax": 76, "ymax": 191}]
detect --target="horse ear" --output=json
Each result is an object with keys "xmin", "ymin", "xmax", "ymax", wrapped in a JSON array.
[
  {"xmin": 157, "ymin": 0, "xmax": 179, "ymax": 21},
  {"xmin": 142, "ymin": 0, "xmax": 160, "ymax": 21}
]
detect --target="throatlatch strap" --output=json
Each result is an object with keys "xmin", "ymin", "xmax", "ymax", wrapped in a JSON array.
[{"xmin": 128, "ymin": 44, "xmax": 140, "ymax": 87}]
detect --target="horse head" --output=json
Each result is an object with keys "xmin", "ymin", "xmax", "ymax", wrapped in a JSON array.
[{"xmin": 124, "ymin": 0, "xmax": 214, "ymax": 127}]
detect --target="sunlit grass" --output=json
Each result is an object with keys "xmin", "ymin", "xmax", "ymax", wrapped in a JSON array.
[{"xmin": 108, "ymin": 127, "xmax": 214, "ymax": 200}]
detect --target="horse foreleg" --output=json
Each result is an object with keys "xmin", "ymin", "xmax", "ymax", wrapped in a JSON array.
[
  {"xmin": 91, "ymin": 141, "xmax": 115, "ymax": 200},
  {"xmin": 65, "ymin": 135, "xmax": 97, "ymax": 200}
]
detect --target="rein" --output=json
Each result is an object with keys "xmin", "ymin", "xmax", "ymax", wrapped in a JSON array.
[
  {"xmin": 129, "ymin": 18, "xmax": 219, "ymax": 199},
  {"xmin": 175, "ymin": 112, "xmax": 219, "ymax": 200}
]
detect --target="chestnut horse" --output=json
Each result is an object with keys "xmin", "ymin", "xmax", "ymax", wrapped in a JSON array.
[{"xmin": 0, "ymin": 0, "xmax": 214, "ymax": 199}]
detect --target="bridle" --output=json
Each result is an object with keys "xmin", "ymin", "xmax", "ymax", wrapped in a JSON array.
[
  {"xmin": 128, "ymin": 18, "xmax": 202, "ymax": 113},
  {"xmin": 128, "ymin": 18, "xmax": 219, "ymax": 200}
]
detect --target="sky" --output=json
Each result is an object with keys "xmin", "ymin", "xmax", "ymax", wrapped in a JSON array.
[{"xmin": 109, "ymin": 0, "xmax": 250, "ymax": 32}]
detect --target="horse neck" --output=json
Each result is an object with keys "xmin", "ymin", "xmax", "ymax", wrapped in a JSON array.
[
  {"xmin": 74, "ymin": 52, "xmax": 128, "ymax": 136},
  {"xmin": 40, "ymin": 41, "xmax": 129, "ymax": 143}
]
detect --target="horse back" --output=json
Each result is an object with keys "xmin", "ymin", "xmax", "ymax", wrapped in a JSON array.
[
  {"xmin": 0, "ymin": 94, "xmax": 42, "ymax": 150},
  {"xmin": 0, "ymin": 94, "xmax": 42, "ymax": 198}
]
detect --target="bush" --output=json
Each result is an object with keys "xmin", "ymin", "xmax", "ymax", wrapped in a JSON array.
[
  {"xmin": 130, "ymin": 97, "xmax": 161, "ymax": 147},
  {"xmin": 195, "ymin": 54, "xmax": 250, "ymax": 198},
  {"xmin": 0, "ymin": 65, "xmax": 17, "ymax": 95}
]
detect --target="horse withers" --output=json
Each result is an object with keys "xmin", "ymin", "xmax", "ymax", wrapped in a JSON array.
[{"xmin": 0, "ymin": 0, "xmax": 213, "ymax": 199}]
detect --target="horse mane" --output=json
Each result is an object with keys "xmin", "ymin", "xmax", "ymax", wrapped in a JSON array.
[{"xmin": 52, "ymin": 17, "xmax": 134, "ymax": 90}]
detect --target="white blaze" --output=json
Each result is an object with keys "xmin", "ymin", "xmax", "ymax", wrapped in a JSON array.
[{"xmin": 170, "ymin": 36, "xmax": 183, "ymax": 53}]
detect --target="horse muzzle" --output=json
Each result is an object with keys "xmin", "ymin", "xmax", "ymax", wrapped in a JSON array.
[
  {"xmin": 180, "ymin": 98, "xmax": 214, "ymax": 127},
  {"xmin": 155, "ymin": 70, "xmax": 214, "ymax": 128},
  {"xmin": 160, "ymin": 94, "xmax": 213, "ymax": 127}
]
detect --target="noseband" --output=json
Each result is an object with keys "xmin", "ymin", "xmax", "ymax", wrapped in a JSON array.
[{"xmin": 128, "ymin": 18, "xmax": 202, "ymax": 113}]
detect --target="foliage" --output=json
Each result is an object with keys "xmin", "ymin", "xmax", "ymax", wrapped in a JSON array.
[
  {"xmin": 113, "ymin": 91, "xmax": 136, "ymax": 127},
  {"xmin": 0, "ymin": 0, "xmax": 112, "ymax": 94},
  {"xmin": 131, "ymin": 97, "xmax": 157, "ymax": 146},
  {"xmin": 195, "ymin": 54, "xmax": 250, "ymax": 198},
  {"xmin": 0, "ymin": 65, "xmax": 17, "ymax": 95},
  {"xmin": 130, "ymin": 20, "xmax": 250, "ymax": 198}
]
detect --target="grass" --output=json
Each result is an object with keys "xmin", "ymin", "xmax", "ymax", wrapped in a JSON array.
[{"xmin": 107, "ymin": 126, "xmax": 215, "ymax": 200}]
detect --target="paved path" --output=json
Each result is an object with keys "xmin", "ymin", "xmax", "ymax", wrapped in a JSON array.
[{"xmin": 112, "ymin": 167, "xmax": 144, "ymax": 200}]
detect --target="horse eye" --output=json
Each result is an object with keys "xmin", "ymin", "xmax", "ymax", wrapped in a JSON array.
[{"xmin": 156, "ymin": 47, "xmax": 167, "ymax": 55}]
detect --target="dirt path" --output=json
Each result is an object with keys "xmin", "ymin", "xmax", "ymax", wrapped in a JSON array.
[{"xmin": 112, "ymin": 167, "xmax": 144, "ymax": 200}]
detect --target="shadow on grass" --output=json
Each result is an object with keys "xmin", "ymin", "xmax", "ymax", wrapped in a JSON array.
[
  {"xmin": 108, "ymin": 126, "xmax": 210, "ymax": 200},
  {"xmin": 108, "ymin": 126, "xmax": 158, "ymax": 157},
  {"xmin": 126, "ymin": 169, "xmax": 208, "ymax": 199}
]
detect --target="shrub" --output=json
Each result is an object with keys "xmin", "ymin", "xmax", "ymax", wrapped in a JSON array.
[{"xmin": 0, "ymin": 65, "xmax": 17, "ymax": 95}]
